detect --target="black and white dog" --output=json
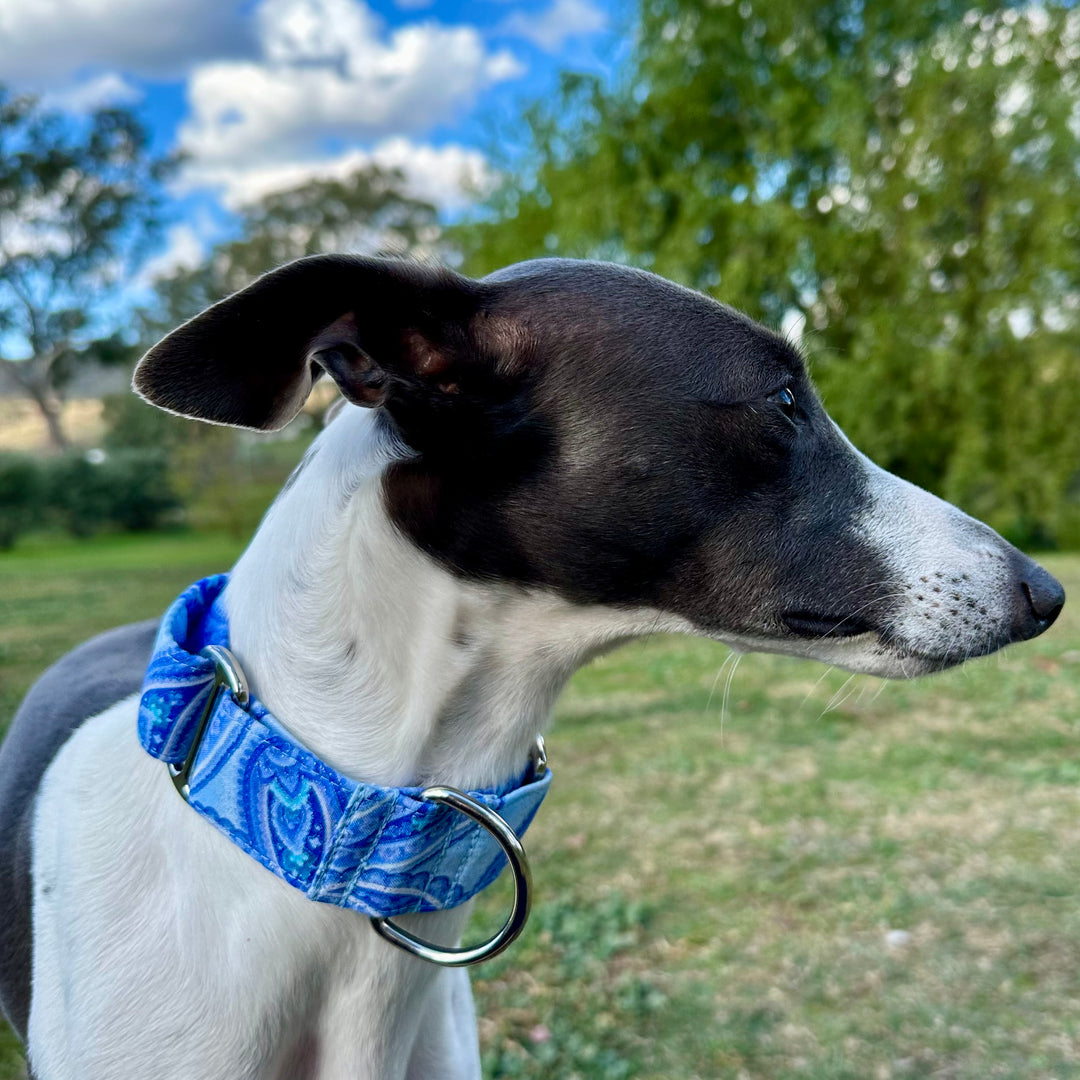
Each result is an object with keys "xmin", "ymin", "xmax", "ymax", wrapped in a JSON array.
[{"xmin": 0, "ymin": 256, "xmax": 1064, "ymax": 1078}]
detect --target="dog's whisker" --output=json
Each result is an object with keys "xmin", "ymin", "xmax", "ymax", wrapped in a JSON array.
[
  {"xmin": 798, "ymin": 663, "xmax": 837, "ymax": 715},
  {"xmin": 819, "ymin": 673, "xmax": 858, "ymax": 719},
  {"xmin": 866, "ymin": 678, "xmax": 889, "ymax": 705},
  {"xmin": 704, "ymin": 650, "xmax": 737, "ymax": 717},
  {"xmin": 719, "ymin": 652, "xmax": 743, "ymax": 748}
]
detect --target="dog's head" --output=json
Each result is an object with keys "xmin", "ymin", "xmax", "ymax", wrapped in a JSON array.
[{"xmin": 135, "ymin": 255, "xmax": 1063, "ymax": 677}]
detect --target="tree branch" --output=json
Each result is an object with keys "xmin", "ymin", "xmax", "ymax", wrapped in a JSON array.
[{"xmin": 0, "ymin": 354, "xmax": 31, "ymax": 391}]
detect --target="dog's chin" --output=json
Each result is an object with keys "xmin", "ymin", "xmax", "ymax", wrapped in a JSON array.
[
  {"xmin": 715, "ymin": 627, "xmax": 990, "ymax": 680},
  {"xmin": 823, "ymin": 639, "xmax": 954, "ymax": 679},
  {"xmin": 786, "ymin": 633, "xmax": 943, "ymax": 679},
  {"xmin": 800, "ymin": 626, "xmax": 1025, "ymax": 678}
]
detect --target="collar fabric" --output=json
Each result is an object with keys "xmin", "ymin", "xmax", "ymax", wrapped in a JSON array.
[{"xmin": 138, "ymin": 575, "xmax": 551, "ymax": 918}]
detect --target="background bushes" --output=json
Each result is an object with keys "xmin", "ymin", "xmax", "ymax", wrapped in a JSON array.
[
  {"xmin": 0, "ymin": 455, "xmax": 43, "ymax": 550},
  {"xmin": 0, "ymin": 448, "xmax": 179, "ymax": 548},
  {"xmin": 0, "ymin": 388, "xmax": 319, "ymax": 551}
]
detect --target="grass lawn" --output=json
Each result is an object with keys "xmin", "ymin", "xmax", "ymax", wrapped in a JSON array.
[{"xmin": 1, "ymin": 534, "xmax": 1078, "ymax": 1079}]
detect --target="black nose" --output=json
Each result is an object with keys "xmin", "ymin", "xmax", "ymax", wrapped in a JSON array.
[{"xmin": 1011, "ymin": 559, "xmax": 1065, "ymax": 640}]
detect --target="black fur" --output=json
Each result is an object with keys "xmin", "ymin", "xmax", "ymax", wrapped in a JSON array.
[
  {"xmin": 382, "ymin": 259, "xmax": 892, "ymax": 642},
  {"xmin": 133, "ymin": 257, "xmax": 488, "ymax": 430},
  {"xmin": 136, "ymin": 255, "xmax": 895, "ymax": 639}
]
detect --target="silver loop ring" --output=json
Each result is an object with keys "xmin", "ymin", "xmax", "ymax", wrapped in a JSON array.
[
  {"xmin": 168, "ymin": 645, "xmax": 249, "ymax": 801},
  {"xmin": 370, "ymin": 786, "xmax": 532, "ymax": 967}
]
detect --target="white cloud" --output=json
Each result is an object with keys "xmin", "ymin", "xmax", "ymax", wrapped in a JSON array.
[
  {"xmin": 0, "ymin": 0, "xmax": 249, "ymax": 86},
  {"xmin": 41, "ymin": 73, "xmax": 142, "ymax": 114},
  {"xmin": 176, "ymin": 0, "xmax": 518, "ymax": 214},
  {"xmin": 179, "ymin": 0, "xmax": 523, "ymax": 170},
  {"xmin": 499, "ymin": 0, "xmax": 606, "ymax": 53},
  {"xmin": 135, "ymin": 223, "xmax": 209, "ymax": 287},
  {"xmin": 184, "ymin": 138, "xmax": 493, "ymax": 213}
]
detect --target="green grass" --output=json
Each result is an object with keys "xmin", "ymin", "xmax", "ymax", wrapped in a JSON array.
[
  {"xmin": 2, "ymin": 537, "xmax": 1079, "ymax": 1078},
  {"xmin": 0, "ymin": 531, "xmax": 245, "ymax": 730}
]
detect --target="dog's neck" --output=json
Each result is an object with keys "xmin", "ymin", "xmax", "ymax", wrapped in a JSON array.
[
  {"xmin": 224, "ymin": 405, "xmax": 666, "ymax": 793},
  {"xmin": 217, "ymin": 407, "xmax": 684, "ymax": 1076}
]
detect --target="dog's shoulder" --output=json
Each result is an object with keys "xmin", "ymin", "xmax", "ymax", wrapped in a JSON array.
[
  {"xmin": 0, "ymin": 618, "xmax": 157, "ymax": 1040},
  {"xmin": 1, "ymin": 620, "xmax": 159, "ymax": 796}
]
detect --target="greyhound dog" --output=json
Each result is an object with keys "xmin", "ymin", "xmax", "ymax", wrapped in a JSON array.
[{"xmin": 0, "ymin": 256, "xmax": 1064, "ymax": 1078}]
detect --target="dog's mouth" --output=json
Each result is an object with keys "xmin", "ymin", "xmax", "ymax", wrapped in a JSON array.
[
  {"xmin": 780, "ymin": 611, "xmax": 876, "ymax": 640},
  {"xmin": 773, "ymin": 614, "xmax": 951, "ymax": 679}
]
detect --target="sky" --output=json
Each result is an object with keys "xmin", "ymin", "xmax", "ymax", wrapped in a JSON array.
[{"xmin": 0, "ymin": 0, "xmax": 626, "ymax": 285}]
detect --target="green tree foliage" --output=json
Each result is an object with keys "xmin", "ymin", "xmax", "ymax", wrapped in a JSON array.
[
  {"xmin": 152, "ymin": 165, "xmax": 439, "ymax": 327},
  {"xmin": 0, "ymin": 88, "xmax": 171, "ymax": 448},
  {"xmin": 455, "ymin": 1, "xmax": 1080, "ymax": 545}
]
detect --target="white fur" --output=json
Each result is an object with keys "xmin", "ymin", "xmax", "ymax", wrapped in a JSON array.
[
  {"xmin": 852, "ymin": 446, "xmax": 1014, "ymax": 672},
  {"xmin": 731, "ymin": 425, "xmax": 1019, "ymax": 679},
  {"xmin": 706, "ymin": 426, "xmax": 1024, "ymax": 679},
  {"xmin": 28, "ymin": 406, "xmax": 688, "ymax": 1079}
]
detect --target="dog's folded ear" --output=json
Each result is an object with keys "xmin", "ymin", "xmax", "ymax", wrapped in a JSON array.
[{"xmin": 133, "ymin": 255, "xmax": 507, "ymax": 432}]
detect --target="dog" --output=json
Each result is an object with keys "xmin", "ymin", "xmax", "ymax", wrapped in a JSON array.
[{"xmin": 0, "ymin": 255, "xmax": 1064, "ymax": 1079}]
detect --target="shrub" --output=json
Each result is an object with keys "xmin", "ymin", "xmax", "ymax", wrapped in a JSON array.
[
  {"xmin": 45, "ymin": 454, "xmax": 115, "ymax": 537},
  {"xmin": 101, "ymin": 391, "xmax": 187, "ymax": 452},
  {"xmin": 0, "ymin": 454, "xmax": 43, "ymax": 550},
  {"xmin": 101, "ymin": 450, "xmax": 182, "ymax": 531},
  {"xmin": 44, "ymin": 449, "xmax": 180, "ymax": 537}
]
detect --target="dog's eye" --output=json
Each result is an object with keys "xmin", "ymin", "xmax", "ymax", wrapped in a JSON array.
[{"xmin": 768, "ymin": 386, "xmax": 797, "ymax": 419}]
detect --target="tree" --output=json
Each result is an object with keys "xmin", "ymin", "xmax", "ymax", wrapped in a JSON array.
[
  {"xmin": 454, "ymin": 1, "xmax": 1080, "ymax": 545},
  {"xmin": 152, "ymin": 165, "xmax": 439, "ymax": 328},
  {"xmin": 0, "ymin": 88, "xmax": 172, "ymax": 448}
]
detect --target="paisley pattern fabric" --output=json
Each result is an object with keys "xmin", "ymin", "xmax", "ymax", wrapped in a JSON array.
[{"xmin": 138, "ymin": 576, "xmax": 552, "ymax": 917}]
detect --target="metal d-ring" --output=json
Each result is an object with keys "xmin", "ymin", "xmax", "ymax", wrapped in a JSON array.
[
  {"xmin": 168, "ymin": 644, "xmax": 249, "ymax": 801},
  {"xmin": 370, "ymin": 785, "xmax": 533, "ymax": 967}
]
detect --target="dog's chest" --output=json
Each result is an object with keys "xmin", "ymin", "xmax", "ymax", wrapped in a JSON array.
[{"xmin": 27, "ymin": 697, "xmax": 466, "ymax": 1080}]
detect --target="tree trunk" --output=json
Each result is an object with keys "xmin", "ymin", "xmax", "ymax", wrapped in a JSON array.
[
  {"xmin": 23, "ymin": 380, "xmax": 70, "ymax": 452},
  {"xmin": 0, "ymin": 358, "xmax": 70, "ymax": 451}
]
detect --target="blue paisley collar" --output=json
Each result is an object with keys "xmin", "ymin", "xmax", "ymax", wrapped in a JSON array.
[{"xmin": 138, "ymin": 575, "xmax": 551, "ymax": 920}]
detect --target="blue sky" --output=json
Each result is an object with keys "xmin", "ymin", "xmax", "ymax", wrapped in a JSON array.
[{"xmin": 1, "ymin": 0, "xmax": 626, "ymax": 282}]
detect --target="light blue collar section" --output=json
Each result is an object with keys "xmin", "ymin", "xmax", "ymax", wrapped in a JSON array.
[{"xmin": 138, "ymin": 576, "xmax": 551, "ymax": 918}]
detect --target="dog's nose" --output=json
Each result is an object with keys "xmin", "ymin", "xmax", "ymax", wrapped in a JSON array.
[{"xmin": 1010, "ymin": 557, "xmax": 1065, "ymax": 641}]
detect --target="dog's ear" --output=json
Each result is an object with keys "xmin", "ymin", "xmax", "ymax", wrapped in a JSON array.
[{"xmin": 133, "ymin": 255, "xmax": 507, "ymax": 432}]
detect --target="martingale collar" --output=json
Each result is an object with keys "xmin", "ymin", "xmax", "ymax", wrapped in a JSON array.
[{"xmin": 138, "ymin": 575, "xmax": 551, "ymax": 962}]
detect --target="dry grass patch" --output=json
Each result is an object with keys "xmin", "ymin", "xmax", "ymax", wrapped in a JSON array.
[{"xmin": 0, "ymin": 399, "xmax": 105, "ymax": 452}]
